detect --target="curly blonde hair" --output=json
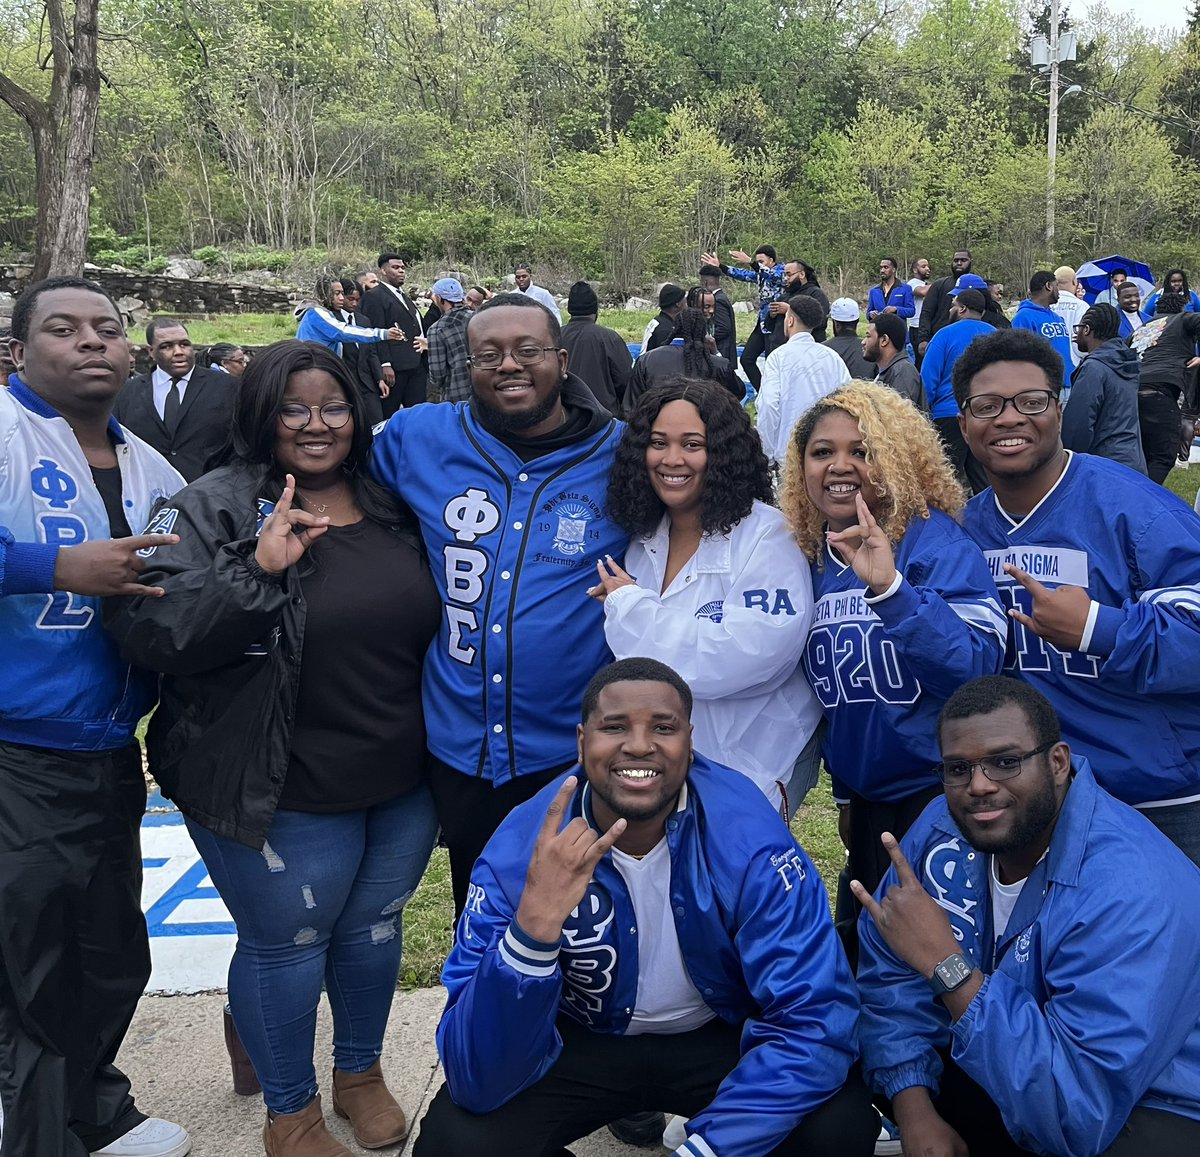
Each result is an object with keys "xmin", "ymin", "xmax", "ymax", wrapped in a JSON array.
[{"xmin": 778, "ymin": 381, "xmax": 965, "ymax": 562}]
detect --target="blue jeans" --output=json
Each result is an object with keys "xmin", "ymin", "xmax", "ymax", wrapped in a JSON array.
[{"xmin": 186, "ymin": 787, "xmax": 437, "ymax": 1114}]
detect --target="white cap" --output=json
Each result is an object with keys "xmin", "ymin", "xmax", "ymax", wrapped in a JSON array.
[{"xmin": 830, "ymin": 297, "xmax": 860, "ymax": 322}]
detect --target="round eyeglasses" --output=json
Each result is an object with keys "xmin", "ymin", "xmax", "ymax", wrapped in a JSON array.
[
  {"xmin": 278, "ymin": 402, "xmax": 353, "ymax": 430},
  {"xmin": 467, "ymin": 345, "xmax": 560, "ymax": 370}
]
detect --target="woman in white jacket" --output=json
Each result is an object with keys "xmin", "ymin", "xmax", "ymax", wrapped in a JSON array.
[{"xmin": 589, "ymin": 377, "xmax": 822, "ymax": 816}]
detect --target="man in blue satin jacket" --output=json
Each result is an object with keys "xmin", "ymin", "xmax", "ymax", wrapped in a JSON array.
[
  {"xmin": 415, "ymin": 658, "xmax": 876, "ymax": 1157},
  {"xmin": 855, "ymin": 676, "xmax": 1200, "ymax": 1157}
]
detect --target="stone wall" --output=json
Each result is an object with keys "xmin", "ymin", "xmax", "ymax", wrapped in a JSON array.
[{"xmin": 0, "ymin": 266, "xmax": 294, "ymax": 317}]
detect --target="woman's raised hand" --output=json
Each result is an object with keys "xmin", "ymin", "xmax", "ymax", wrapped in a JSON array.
[
  {"xmin": 254, "ymin": 474, "xmax": 330, "ymax": 575},
  {"xmin": 825, "ymin": 492, "xmax": 898, "ymax": 596}
]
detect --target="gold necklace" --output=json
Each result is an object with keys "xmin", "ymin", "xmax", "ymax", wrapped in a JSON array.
[{"xmin": 296, "ymin": 487, "xmax": 346, "ymax": 514}]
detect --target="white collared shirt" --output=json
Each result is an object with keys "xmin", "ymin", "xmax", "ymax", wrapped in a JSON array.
[
  {"xmin": 151, "ymin": 366, "xmax": 195, "ymax": 421},
  {"xmin": 756, "ymin": 333, "xmax": 852, "ymax": 466},
  {"xmin": 517, "ymin": 282, "xmax": 562, "ymax": 324}
]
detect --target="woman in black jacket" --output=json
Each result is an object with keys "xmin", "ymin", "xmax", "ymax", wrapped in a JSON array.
[
  {"xmin": 624, "ymin": 308, "xmax": 744, "ymax": 416},
  {"xmin": 110, "ymin": 341, "xmax": 439, "ymax": 1156}
]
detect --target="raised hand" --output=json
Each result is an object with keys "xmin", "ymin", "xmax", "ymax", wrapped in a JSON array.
[
  {"xmin": 850, "ymin": 832, "xmax": 960, "ymax": 978},
  {"xmin": 254, "ymin": 474, "xmax": 330, "ymax": 575},
  {"xmin": 825, "ymin": 492, "xmax": 898, "ymax": 596},
  {"xmin": 514, "ymin": 776, "xmax": 626, "ymax": 943},
  {"xmin": 586, "ymin": 554, "xmax": 636, "ymax": 602},
  {"xmin": 54, "ymin": 533, "xmax": 180, "ymax": 598},
  {"xmin": 728, "ymin": 248, "xmax": 752, "ymax": 264},
  {"xmin": 1003, "ymin": 564, "xmax": 1091, "ymax": 651},
  {"xmin": 700, "ymin": 251, "xmax": 720, "ymax": 268}
]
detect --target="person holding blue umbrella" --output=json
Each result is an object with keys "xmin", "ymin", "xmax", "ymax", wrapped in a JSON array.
[{"xmin": 1076, "ymin": 255, "xmax": 1155, "ymax": 307}]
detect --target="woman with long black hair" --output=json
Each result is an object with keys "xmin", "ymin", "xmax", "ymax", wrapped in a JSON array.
[
  {"xmin": 110, "ymin": 340, "xmax": 439, "ymax": 1157},
  {"xmin": 623, "ymin": 308, "xmax": 743, "ymax": 415}
]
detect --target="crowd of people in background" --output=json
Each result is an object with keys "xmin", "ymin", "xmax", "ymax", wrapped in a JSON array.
[{"xmin": 2, "ymin": 240, "xmax": 1200, "ymax": 1157}]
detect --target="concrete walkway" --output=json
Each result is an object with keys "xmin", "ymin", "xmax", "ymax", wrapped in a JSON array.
[{"xmin": 119, "ymin": 988, "xmax": 654, "ymax": 1156}]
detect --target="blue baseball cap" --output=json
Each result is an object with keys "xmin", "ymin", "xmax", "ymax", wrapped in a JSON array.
[
  {"xmin": 949, "ymin": 273, "xmax": 988, "ymax": 296},
  {"xmin": 431, "ymin": 277, "xmax": 464, "ymax": 303}
]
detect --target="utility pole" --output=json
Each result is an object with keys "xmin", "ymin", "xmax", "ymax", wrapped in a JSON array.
[{"xmin": 1046, "ymin": 0, "xmax": 1060, "ymax": 249}]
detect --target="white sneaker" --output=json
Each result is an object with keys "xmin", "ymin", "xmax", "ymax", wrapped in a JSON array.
[
  {"xmin": 662, "ymin": 1113, "xmax": 688, "ymax": 1149},
  {"xmin": 90, "ymin": 1118, "xmax": 191, "ymax": 1157},
  {"xmin": 875, "ymin": 1114, "xmax": 902, "ymax": 1156}
]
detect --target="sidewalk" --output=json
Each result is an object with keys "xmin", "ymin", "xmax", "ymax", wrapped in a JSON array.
[{"xmin": 119, "ymin": 988, "xmax": 654, "ymax": 1156}]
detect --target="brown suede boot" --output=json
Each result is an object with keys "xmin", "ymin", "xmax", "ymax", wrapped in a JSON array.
[
  {"xmin": 331, "ymin": 1062, "xmax": 409, "ymax": 1149},
  {"xmin": 262, "ymin": 1095, "xmax": 353, "ymax": 1157}
]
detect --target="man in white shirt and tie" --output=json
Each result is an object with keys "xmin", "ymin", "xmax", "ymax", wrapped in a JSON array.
[{"xmin": 361, "ymin": 252, "xmax": 430, "ymax": 414}]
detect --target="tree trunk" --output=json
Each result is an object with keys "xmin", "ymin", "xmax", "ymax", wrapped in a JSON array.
[{"xmin": 0, "ymin": 0, "xmax": 102, "ymax": 281}]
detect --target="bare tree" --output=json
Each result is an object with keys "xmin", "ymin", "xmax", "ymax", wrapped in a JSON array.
[{"xmin": 0, "ymin": 0, "xmax": 102, "ymax": 279}]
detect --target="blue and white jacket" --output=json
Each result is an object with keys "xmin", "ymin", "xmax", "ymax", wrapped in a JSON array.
[
  {"xmin": 963, "ymin": 451, "xmax": 1200, "ymax": 806},
  {"xmin": 0, "ymin": 377, "xmax": 183, "ymax": 750},
  {"xmin": 1010, "ymin": 300, "xmax": 1072, "ymax": 387},
  {"xmin": 438, "ymin": 758, "xmax": 860, "ymax": 1157},
  {"xmin": 723, "ymin": 262, "xmax": 785, "ymax": 332},
  {"xmin": 858, "ymin": 761, "xmax": 1200, "ymax": 1156},
  {"xmin": 295, "ymin": 303, "xmax": 391, "ymax": 356},
  {"xmin": 369, "ymin": 382, "xmax": 626, "ymax": 783},
  {"xmin": 805, "ymin": 510, "xmax": 1006, "ymax": 803}
]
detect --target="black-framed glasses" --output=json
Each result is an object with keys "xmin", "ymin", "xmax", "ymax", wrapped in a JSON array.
[
  {"xmin": 467, "ymin": 345, "xmax": 560, "ymax": 370},
  {"xmin": 962, "ymin": 390, "xmax": 1056, "ymax": 420},
  {"xmin": 935, "ymin": 740, "xmax": 1056, "ymax": 787},
  {"xmin": 278, "ymin": 402, "xmax": 353, "ymax": 430}
]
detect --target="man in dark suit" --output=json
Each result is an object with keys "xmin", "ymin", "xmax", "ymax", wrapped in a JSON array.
[
  {"xmin": 113, "ymin": 317, "xmax": 236, "ymax": 482},
  {"xmin": 361, "ymin": 252, "xmax": 428, "ymax": 415},
  {"xmin": 700, "ymin": 262, "xmax": 738, "ymax": 365},
  {"xmin": 338, "ymin": 276, "xmax": 386, "ymax": 425}
]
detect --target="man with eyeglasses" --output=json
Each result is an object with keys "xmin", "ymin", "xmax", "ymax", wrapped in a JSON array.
[
  {"xmin": 954, "ymin": 327, "xmax": 1200, "ymax": 866},
  {"xmin": 854, "ymin": 675, "xmax": 1200, "ymax": 1157},
  {"xmin": 370, "ymin": 293, "xmax": 627, "ymax": 920}
]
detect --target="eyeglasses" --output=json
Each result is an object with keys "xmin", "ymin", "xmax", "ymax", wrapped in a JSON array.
[
  {"xmin": 467, "ymin": 345, "xmax": 560, "ymax": 370},
  {"xmin": 278, "ymin": 402, "xmax": 353, "ymax": 430},
  {"xmin": 935, "ymin": 740, "xmax": 1056, "ymax": 787},
  {"xmin": 962, "ymin": 390, "xmax": 1056, "ymax": 420}
]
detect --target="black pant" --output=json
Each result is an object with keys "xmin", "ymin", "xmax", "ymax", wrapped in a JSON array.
[
  {"xmin": 836, "ymin": 783, "xmax": 943, "ymax": 971},
  {"xmin": 740, "ymin": 326, "xmax": 769, "ymax": 391},
  {"xmin": 428, "ymin": 757, "xmax": 568, "ymax": 919},
  {"xmin": 415, "ymin": 1016, "xmax": 877, "ymax": 1157},
  {"xmin": 881, "ymin": 1050, "xmax": 1200, "ymax": 1157},
  {"xmin": 1138, "ymin": 388, "xmax": 1182, "ymax": 484},
  {"xmin": 381, "ymin": 363, "xmax": 429, "ymax": 416},
  {"xmin": 0, "ymin": 741, "xmax": 150, "ymax": 1156},
  {"xmin": 935, "ymin": 415, "xmax": 989, "ymax": 496}
]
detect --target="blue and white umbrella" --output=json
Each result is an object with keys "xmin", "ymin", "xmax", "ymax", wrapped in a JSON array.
[{"xmin": 1076, "ymin": 256, "xmax": 1154, "ymax": 304}]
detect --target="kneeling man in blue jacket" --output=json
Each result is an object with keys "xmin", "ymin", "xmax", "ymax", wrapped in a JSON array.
[
  {"xmin": 854, "ymin": 675, "xmax": 1200, "ymax": 1157},
  {"xmin": 415, "ymin": 656, "xmax": 876, "ymax": 1157}
]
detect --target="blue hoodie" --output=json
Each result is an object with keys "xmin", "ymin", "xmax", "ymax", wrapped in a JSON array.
[{"xmin": 1010, "ymin": 300, "xmax": 1072, "ymax": 387}]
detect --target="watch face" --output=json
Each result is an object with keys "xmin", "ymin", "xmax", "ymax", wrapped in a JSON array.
[{"xmin": 933, "ymin": 953, "xmax": 972, "ymax": 993}]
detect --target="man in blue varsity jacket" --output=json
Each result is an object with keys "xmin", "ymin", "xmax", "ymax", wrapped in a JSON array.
[
  {"xmin": 952, "ymin": 326, "xmax": 1200, "ymax": 867},
  {"xmin": 855, "ymin": 676, "xmax": 1200, "ymax": 1157},
  {"xmin": 370, "ymin": 293, "xmax": 628, "ymax": 918},
  {"xmin": 0, "ymin": 278, "xmax": 189, "ymax": 1157},
  {"xmin": 414, "ymin": 658, "xmax": 876, "ymax": 1157}
]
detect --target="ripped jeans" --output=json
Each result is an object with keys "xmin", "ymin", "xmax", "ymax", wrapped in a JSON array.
[{"xmin": 185, "ymin": 786, "xmax": 437, "ymax": 1115}]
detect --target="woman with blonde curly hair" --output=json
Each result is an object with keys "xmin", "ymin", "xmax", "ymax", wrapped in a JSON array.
[{"xmin": 780, "ymin": 382, "xmax": 1006, "ymax": 911}]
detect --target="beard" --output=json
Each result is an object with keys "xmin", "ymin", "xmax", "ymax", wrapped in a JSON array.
[
  {"xmin": 471, "ymin": 376, "xmax": 565, "ymax": 434},
  {"xmin": 953, "ymin": 772, "xmax": 1060, "ymax": 857}
]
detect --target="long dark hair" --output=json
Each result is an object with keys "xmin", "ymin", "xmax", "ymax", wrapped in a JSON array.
[
  {"xmin": 673, "ymin": 308, "xmax": 722, "ymax": 381},
  {"xmin": 230, "ymin": 339, "xmax": 411, "ymax": 529},
  {"xmin": 608, "ymin": 377, "xmax": 772, "ymax": 537}
]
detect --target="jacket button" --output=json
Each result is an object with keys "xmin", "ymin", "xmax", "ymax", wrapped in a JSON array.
[
  {"xmin": 292, "ymin": 597, "xmax": 302, "ymax": 605},
  {"xmin": 269, "ymin": 773, "xmax": 281, "ymax": 784}
]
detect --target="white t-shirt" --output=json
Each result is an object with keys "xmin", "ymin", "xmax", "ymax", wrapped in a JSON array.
[
  {"xmin": 989, "ymin": 857, "xmax": 1027, "ymax": 945},
  {"xmin": 611, "ymin": 837, "xmax": 716, "ymax": 1035},
  {"xmin": 907, "ymin": 277, "xmax": 928, "ymax": 327}
]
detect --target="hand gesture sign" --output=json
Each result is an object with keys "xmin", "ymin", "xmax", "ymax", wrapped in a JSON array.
[
  {"xmin": 1003, "ymin": 564, "xmax": 1090, "ymax": 652},
  {"xmin": 54, "ymin": 533, "xmax": 181, "ymax": 598},
  {"xmin": 514, "ymin": 776, "xmax": 626, "ymax": 943},
  {"xmin": 254, "ymin": 474, "xmax": 330, "ymax": 575},
  {"xmin": 825, "ymin": 492, "xmax": 898, "ymax": 596},
  {"xmin": 586, "ymin": 554, "xmax": 635, "ymax": 603},
  {"xmin": 850, "ymin": 832, "xmax": 960, "ymax": 978}
]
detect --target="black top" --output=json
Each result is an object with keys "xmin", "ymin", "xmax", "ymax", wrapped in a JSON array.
[
  {"xmin": 1135, "ymin": 312, "xmax": 1200, "ymax": 404},
  {"xmin": 876, "ymin": 356, "xmax": 928, "ymax": 411},
  {"xmin": 280, "ymin": 518, "xmax": 439, "ymax": 812},
  {"xmin": 559, "ymin": 316, "xmax": 631, "ymax": 414},
  {"xmin": 90, "ymin": 463, "xmax": 133, "ymax": 538},
  {"xmin": 644, "ymin": 312, "xmax": 677, "ymax": 352},
  {"xmin": 824, "ymin": 334, "xmax": 875, "ymax": 380}
]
